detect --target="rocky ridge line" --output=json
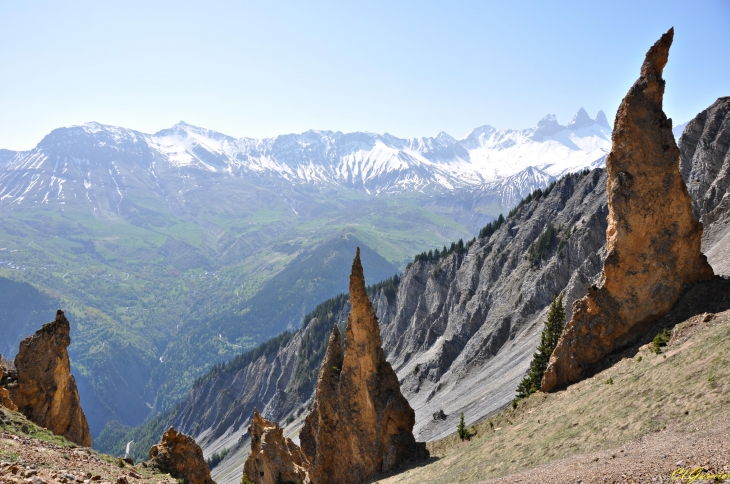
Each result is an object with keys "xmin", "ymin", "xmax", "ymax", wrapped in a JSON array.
[{"xmin": 542, "ymin": 28, "xmax": 714, "ymax": 392}]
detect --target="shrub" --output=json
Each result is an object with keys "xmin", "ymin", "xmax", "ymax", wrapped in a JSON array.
[
  {"xmin": 457, "ymin": 413, "xmax": 474, "ymax": 441},
  {"xmin": 206, "ymin": 448, "xmax": 229, "ymax": 469},
  {"xmin": 241, "ymin": 474, "xmax": 254, "ymax": 484},
  {"xmin": 651, "ymin": 329, "xmax": 671, "ymax": 354}
]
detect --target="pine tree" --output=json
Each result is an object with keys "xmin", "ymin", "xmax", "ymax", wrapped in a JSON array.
[
  {"xmin": 515, "ymin": 294, "xmax": 566, "ymax": 399},
  {"xmin": 457, "ymin": 412, "xmax": 469, "ymax": 441}
]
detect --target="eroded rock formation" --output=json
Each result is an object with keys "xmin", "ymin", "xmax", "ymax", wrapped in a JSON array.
[
  {"xmin": 9, "ymin": 310, "xmax": 91, "ymax": 446},
  {"xmin": 299, "ymin": 248, "xmax": 428, "ymax": 484},
  {"xmin": 0, "ymin": 355, "xmax": 17, "ymax": 411},
  {"xmin": 542, "ymin": 28, "xmax": 714, "ymax": 392},
  {"xmin": 242, "ymin": 409, "xmax": 309, "ymax": 484},
  {"xmin": 148, "ymin": 427, "xmax": 214, "ymax": 484}
]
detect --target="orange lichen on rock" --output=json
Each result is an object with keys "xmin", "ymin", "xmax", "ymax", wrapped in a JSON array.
[
  {"xmin": 148, "ymin": 427, "xmax": 215, "ymax": 484},
  {"xmin": 298, "ymin": 247, "xmax": 428, "ymax": 484},
  {"xmin": 242, "ymin": 409, "xmax": 310, "ymax": 484},
  {"xmin": 9, "ymin": 310, "xmax": 91, "ymax": 446},
  {"xmin": 542, "ymin": 28, "xmax": 714, "ymax": 392}
]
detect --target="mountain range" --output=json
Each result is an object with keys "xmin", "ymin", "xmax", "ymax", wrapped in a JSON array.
[
  {"xmin": 0, "ymin": 108, "xmax": 610, "ymax": 206},
  {"xmin": 0, "ymin": 109, "xmax": 612, "ymax": 438}
]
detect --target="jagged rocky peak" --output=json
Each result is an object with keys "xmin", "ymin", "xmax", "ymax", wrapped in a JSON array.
[
  {"xmin": 594, "ymin": 110, "xmax": 611, "ymax": 129},
  {"xmin": 533, "ymin": 114, "xmax": 566, "ymax": 138},
  {"xmin": 299, "ymin": 247, "xmax": 428, "ymax": 484},
  {"xmin": 243, "ymin": 248, "xmax": 428, "ymax": 484},
  {"xmin": 148, "ymin": 427, "xmax": 214, "ymax": 484},
  {"xmin": 542, "ymin": 28, "xmax": 714, "ymax": 392},
  {"xmin": 567, "ymin": 107, "xmax": 595, "ymax": 130},
  {"xmin": 243, "ymin": 409, "xmax": 310, "ymax": 484},
  {"xmin": 8, "ymin": 310, "xmax": 91, "ymax": 446}
]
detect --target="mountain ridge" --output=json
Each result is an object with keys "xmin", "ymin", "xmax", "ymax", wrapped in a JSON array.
[{"xmin": 0, "ymin": 109, "xmax": 611, "ymax": 205}]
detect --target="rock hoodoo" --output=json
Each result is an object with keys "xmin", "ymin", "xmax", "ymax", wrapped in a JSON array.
[
  {"xmin": 0, "ymin": 355, "xmax": 17, "ymax": 411},
  {"xmin": 9, "ymin": 310, "xmax": 91, "ymax": 446},
  {"xmin": 298, "ymin": 247, "xmax": 428, "ymax": 484},
  {"xmin": 242, "ymin": 409, "xmax": 310, "ymax": 484},
  {"xmin": 148, "ymin": 427, "xmax": 214, "ymax": 484},
  {"xmin": 541, "ymin": 28, "xmax": 714, "ymax": 392}
]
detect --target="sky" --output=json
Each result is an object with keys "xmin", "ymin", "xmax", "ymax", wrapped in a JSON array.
[{"xmin": 0, "ymin": 1, "xmax": 728, "ymax": 150}]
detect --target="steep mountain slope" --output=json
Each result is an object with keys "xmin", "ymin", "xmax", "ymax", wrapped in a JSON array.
[
  {"xmin": 148, "ymin": 235, "xmax": 398, "ymax": 412},
  {"xmin": 378, "ymin": 305, "xmax": 730, "ymax": 484},
  {"xmin": 0, "ymin": 277, "xmax": 59, "ymax": 358},
  {"xmin": 679, "ymin": 96, "xmax": 730, "ymax": 276}
]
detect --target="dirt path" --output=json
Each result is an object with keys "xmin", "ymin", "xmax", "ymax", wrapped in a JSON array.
[{"xmin": 482, "ymin": 416, "xmax": 730, "ymax": 484}]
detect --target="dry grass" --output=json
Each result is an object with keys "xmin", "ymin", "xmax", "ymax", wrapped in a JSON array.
[{"xmin": 373, "ymin": 311, "xmax": 730, "ymax": 484}]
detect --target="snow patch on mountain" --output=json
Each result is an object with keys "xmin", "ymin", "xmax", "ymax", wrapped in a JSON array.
[{"xmin": 0, "ymin": 109, "xmax": 611, "ymax": 208}]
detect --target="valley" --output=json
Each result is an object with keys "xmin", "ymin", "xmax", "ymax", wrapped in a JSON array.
[{"xmin": 0, "ymin": 110, "xmax": 611, "ymax": 439}]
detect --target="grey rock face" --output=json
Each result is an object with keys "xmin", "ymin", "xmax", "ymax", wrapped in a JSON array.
[
  {"xmin": 678, "ymin": 96, "xmax": 730, "ymax": 276},
  {"xmin": 377, "ymin": 169, "xmax": 609, "ymax": 441}
]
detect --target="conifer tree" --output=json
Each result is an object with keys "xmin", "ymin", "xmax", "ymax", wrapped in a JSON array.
[
  {"xmin": 515, "ymin": 294, "xmax": 566, "ymax": 399},
  {"xmin": 457, "ymin": 413, "xmax": 469, "ymax": 441}
]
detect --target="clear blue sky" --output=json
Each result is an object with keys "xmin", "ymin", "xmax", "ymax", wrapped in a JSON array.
[{"xmin": 1, "ymin": 0, "xmax": 728, "ymax": 150}]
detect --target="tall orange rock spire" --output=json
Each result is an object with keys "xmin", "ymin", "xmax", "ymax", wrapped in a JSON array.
[
  {"xmin": 298, "ymin": 247, "xmax": 427, "ymax": 484},
  {"xmin": 10, "ymin": 310, "xmax": 92, "ymax": 446},
  {"xmin": 542, "ymin": 28, "xmax": 714, "ymax": 392}
]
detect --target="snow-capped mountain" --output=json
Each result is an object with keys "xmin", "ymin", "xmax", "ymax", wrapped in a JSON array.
[{"xmin": 0, "ymin": 109, "xmax": 611, "ymax": 211}]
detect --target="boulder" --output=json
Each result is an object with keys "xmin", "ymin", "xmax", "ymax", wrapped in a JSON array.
[
  {"xmin": 148, "ymin": 427, "xmax": 214, "ymax": 484},
  {"xmin": 9, "ymin": 310, "xmax": 91, "ymax": 446},
  {"xmin": 299, "ymin": 248, "xmax": 428, "ymax": 484},
  {"xmin": 242, "ymin": 409, "xmax": 309, "ymax": 484},
  {"xmin": 0, "ymin": 355, "xmax": 17, "ymax": 411},
  {"xmin": 542, "ymin": 28, "xmax": 714, "ymax": 392}
]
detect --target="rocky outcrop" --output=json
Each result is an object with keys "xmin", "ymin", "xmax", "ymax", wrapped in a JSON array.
[
  {"xmin": 9, "ymin": 310, "xmax": 91, "ymax": 446},
  {"xmin": 542, "ymin": 29, "xmax": 714, "ymax": 392},
  {"xmin": 0, "ymin": 355, "xmax": 17, "ymax": 411},
  {"xmin": 148, "ymin": 427, "xmax": 214, "ymax": 484},
  {"xmin": 299, "ymin": 248, "xmax": 427, "ymax": 484},
  {"xmin": 678, "ymin": 97, "xmax": 730, "ymax": 277},
  {"xmin": 242, "ymin": 410, "xmax": 309, "ymax": 484}
]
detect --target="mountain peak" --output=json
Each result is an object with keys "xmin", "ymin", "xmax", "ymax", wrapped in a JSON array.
[
  {"xmin": 567, "ymin": 108, "xmax": 594, "ymax": 130},
  {"xmin": 532, "ymin": 114, "xmax": 565, "ymax": 138},
  {"xmin": 594, "ymin": 110, "xmax": 611, "ymax": 129}
]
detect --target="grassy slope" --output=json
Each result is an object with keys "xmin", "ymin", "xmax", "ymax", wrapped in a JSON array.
[{"xmin": 375, "ymin": 310, "xmax": 730, "ymax": 483}]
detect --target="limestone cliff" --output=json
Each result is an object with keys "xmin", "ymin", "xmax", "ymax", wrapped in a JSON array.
[
  {"xmin": 299, "ymin": 248, "xmax": 427, "ymax": 484},
  {"xmin": 678, "ymin": 96, "xmax": 730, "ymax": 277},
  {"xmin": 0, "ymin": 355, "xmax": 17, "ymax": 411},
  {"xmin": 148, "ymin": 427, "xmax": 215, "ymax": 484},
  {"xmin": 242, "ymin": 409, "xmax": 309, "ymax": 484},
  {"xmin": 9, "ymin": 310, "xmax": 91, "ymax": 446},
  {"xmin": 542, "ymin": 29, "xmax": 714, "ymax": 392}
]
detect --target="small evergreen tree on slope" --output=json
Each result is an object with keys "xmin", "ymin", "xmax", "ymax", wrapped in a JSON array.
[{"xmin": 515, "ymin": 294, "xmax": 566, "ymax": 399}]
